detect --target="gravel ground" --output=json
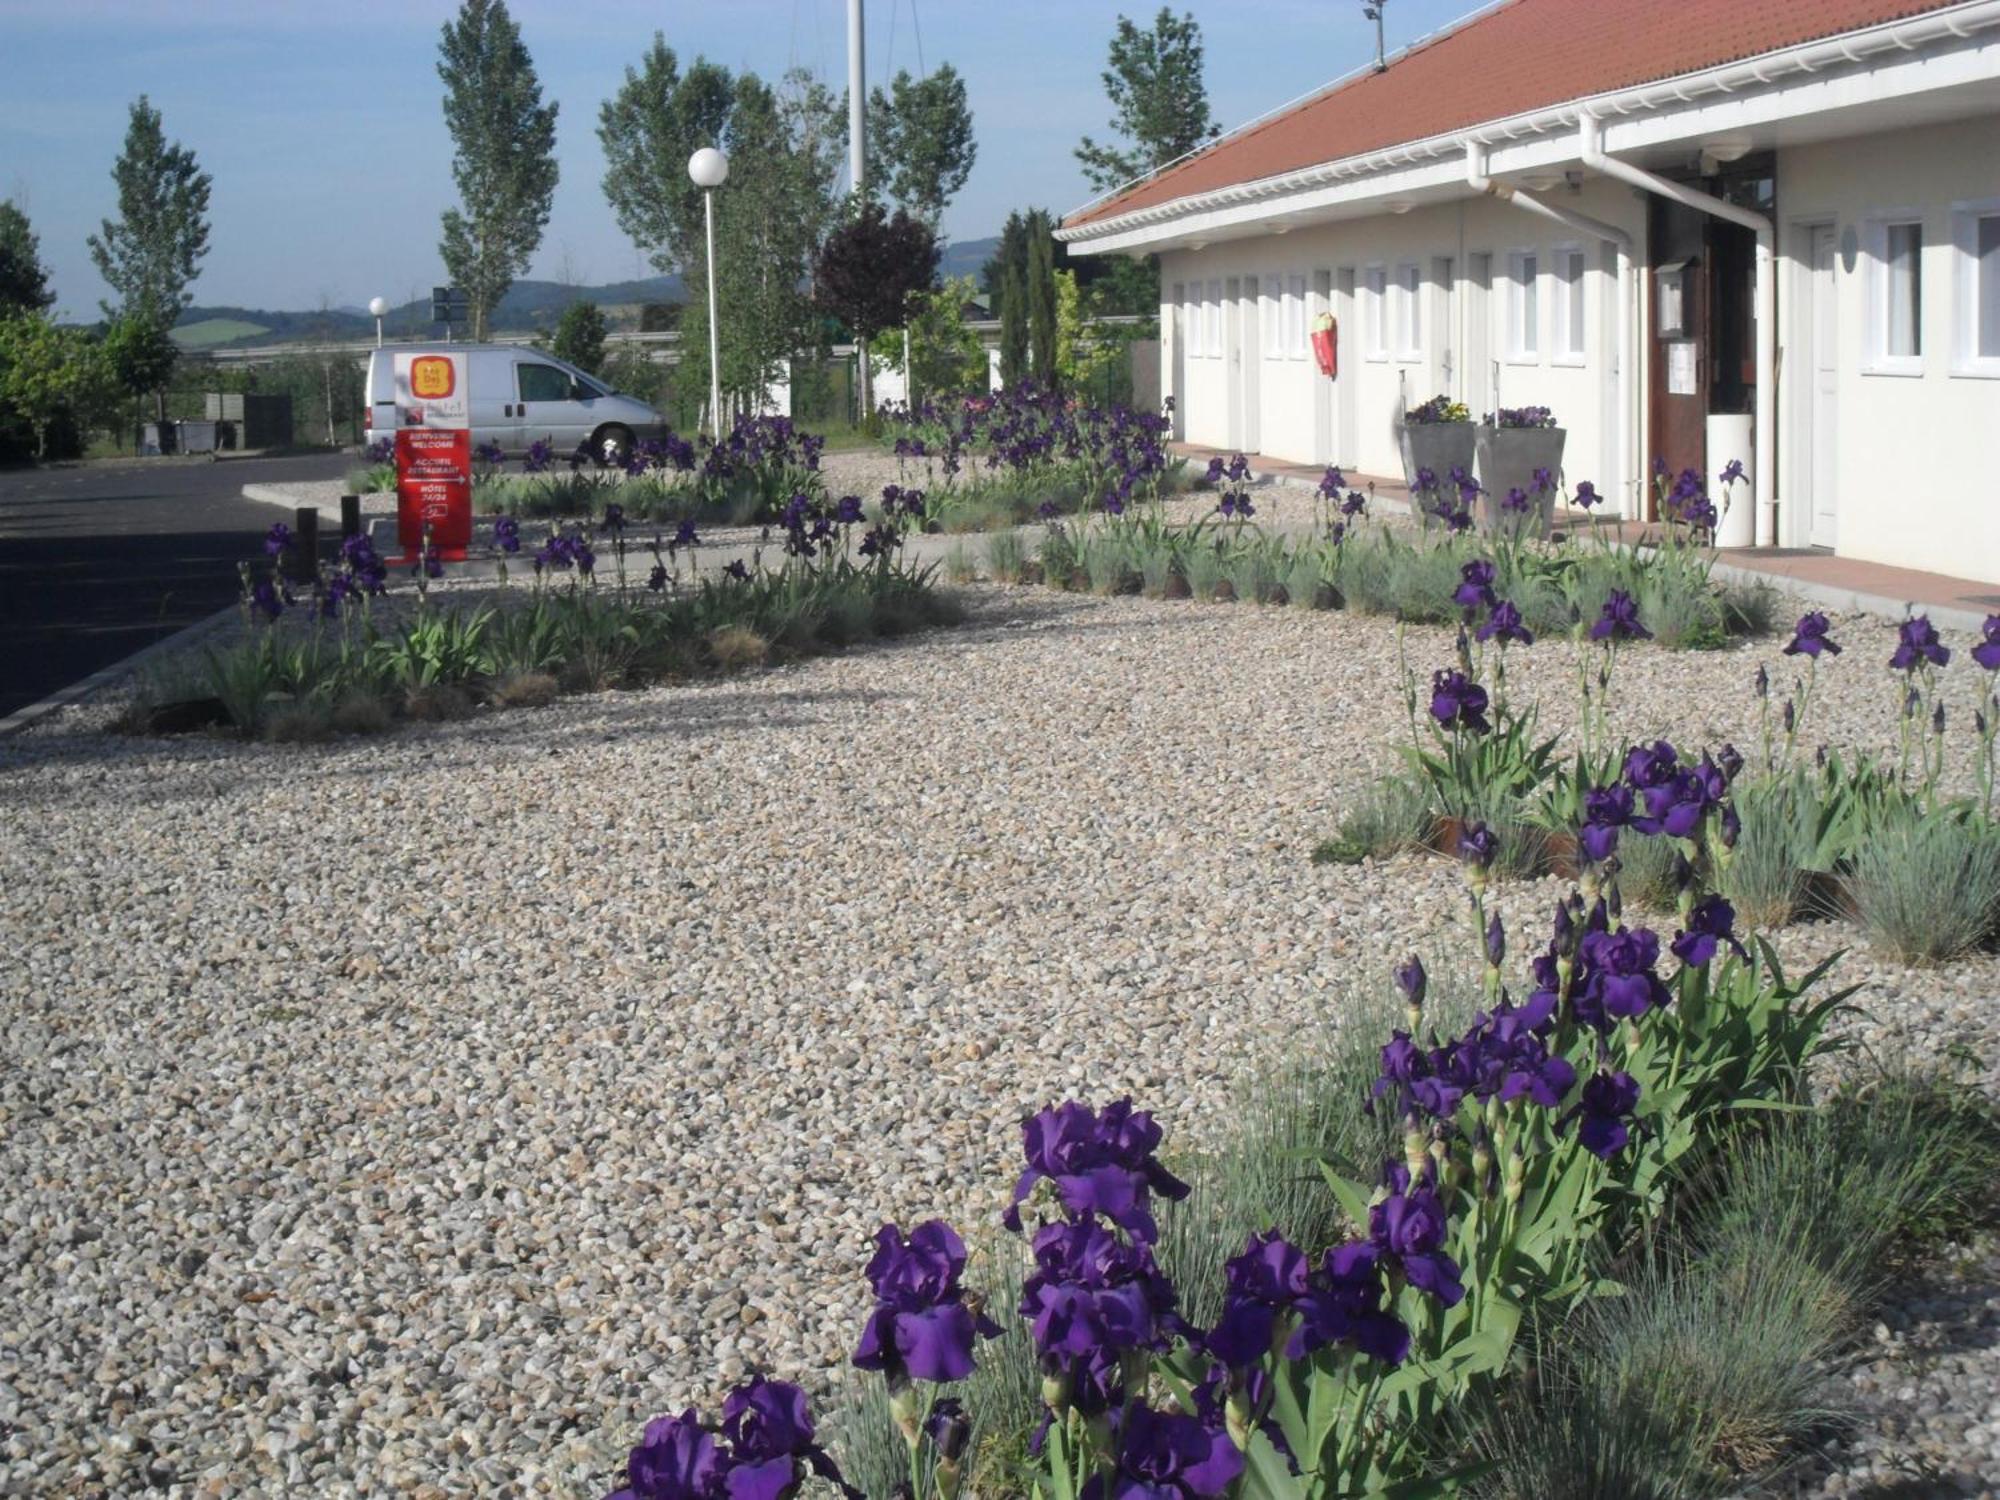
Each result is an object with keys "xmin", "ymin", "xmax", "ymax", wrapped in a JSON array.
[{"xmin": 3, "ymin": 582, "xmax": 1997, "ymax": 1497}]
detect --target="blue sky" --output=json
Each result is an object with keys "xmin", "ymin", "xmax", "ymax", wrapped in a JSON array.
[{"xmin": 0, "ymin": 0, "xmax": 1477, "ymax": 315}]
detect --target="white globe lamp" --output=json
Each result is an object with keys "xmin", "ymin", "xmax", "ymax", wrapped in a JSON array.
[
  {"xmin": 688, "ymin": 147, "xmax": 730, "ymax": 433},
  {"xmin": 368, "ymin": 295, "xmax": 389, "ymax": 347}
]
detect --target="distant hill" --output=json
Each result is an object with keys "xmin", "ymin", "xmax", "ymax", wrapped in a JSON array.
[{"xmin": 173, "ymin": 235, "xmax": 1001, "ymax": 350}]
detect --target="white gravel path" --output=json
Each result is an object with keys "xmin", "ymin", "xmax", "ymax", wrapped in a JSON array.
[{"xmin": 3, "ymin": 586, "xmax": 1997, "ymax": 1497}]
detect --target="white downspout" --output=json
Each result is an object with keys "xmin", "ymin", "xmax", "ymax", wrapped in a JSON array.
[
  {"xmin": 1466, "ymin": 143, "xmax": 1638, "ymax": 521},
  {"xmin": 1580, "ymin": 110, "xmax": 1776, "ymax": 547}
]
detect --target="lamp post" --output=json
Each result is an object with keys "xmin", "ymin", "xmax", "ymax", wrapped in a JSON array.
[
  {"xmin": 368, "ymin": 296, "xmax": 388, "ymax": 348},
  {"xmin": 688, "ymin": 146, "xmax": 730, "ymax": 435}
]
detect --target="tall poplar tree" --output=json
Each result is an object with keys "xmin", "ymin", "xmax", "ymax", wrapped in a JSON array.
[
  {"xmin": 866, "ymin": 65, "xmax": 977, "ymax": 233},
  {"xmin": 1074, "ymin": 9, "xmax": 1220, "ymax": 193},
  {"xmin": 437, "ymin": 0, "xmax": 559, "ymax": 341},
  {"xmin": 0, "ymin": 203, "xmax": 55, "ymax": 316},
  {"xmin": 87, "ymin": 97, "xmax": 210, "ymax": 421},
  {"xmin": 1026, "ymin": 211, "xmax": 1059, "ymax": 385}
]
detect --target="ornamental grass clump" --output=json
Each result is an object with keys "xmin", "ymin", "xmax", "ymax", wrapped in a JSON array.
[
  {"xmin": 1843, "ymin": 795, "xmax": 2000, "ymax": 962},
  {"xmin": 1315, "ymin": 775, "xmax": 1435, "ymax": 865}
]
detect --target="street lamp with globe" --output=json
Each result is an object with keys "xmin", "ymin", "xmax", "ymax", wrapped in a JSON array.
[
  {"xmin": 368, "ymin": 296, "xmax": 388, "ymax": 348},
  {"xmin": 687, "ymin": 146, "xmax": 729, "ymax": 435}
]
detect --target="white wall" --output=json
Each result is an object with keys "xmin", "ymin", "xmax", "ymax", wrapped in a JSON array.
[
  {"xmin": 1779, "ymin": 115, "xmax": 2000, "ymax": 584},
  {"xmin": 1159, "ymin": 180, "xmax": 1645, "ymax": 501}
]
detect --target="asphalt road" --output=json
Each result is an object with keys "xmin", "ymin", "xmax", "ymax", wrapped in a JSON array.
[{"xmin": 0, "ymin": 451, "xmax": 353, "ymax": 719}]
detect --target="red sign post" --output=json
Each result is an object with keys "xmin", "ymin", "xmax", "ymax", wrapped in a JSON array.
[
  {"xmin": 393, "ymin": 351, "xmax": 472, "ymax": 561},
  {"xmin": 395, "ymin": 428, "xmax": 472, "ymax": 558}
]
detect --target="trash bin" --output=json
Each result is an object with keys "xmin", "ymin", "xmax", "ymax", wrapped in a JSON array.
[{"xmin": 177, "ymin": 420, "xmax": 219, "ymax": 454}]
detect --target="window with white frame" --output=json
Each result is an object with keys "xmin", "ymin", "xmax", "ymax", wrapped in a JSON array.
[
  {"xmin": 1951, "ymin": 199, "xmax": 2000, "ymax": 376},
  {"xmin": 1552, "ymin": 247, "xmax": 1586, "ymax": 362},
  {"xmin": 1364, "ymin": 264, "xmax": 1388, "ymax": 359},
  {"xmin": 1506, "ymin": 251, "xmax": 1539, "ymax": 360},
  {"xmin": 1867, "ymin": 217, "xmax": 1924, "ymax": 373},
  {"xmin": 1287, "ymin": 274, "xmax": 1308, "ymax": 357},
  {"xmin": 1205, "ymin": 280, "xmax": 1223, "ymax": 358},
  {"xmin": 1395, "ymin": 262, "xmax": 1422, "ymax": 359}
]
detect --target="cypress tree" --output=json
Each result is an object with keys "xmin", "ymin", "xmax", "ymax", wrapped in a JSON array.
[{"xmin": 1026, "ymin": 210, "xmax": 1058, "ymax": 387}]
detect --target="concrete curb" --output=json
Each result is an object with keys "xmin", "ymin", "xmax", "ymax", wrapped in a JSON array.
[
  {"xmin": 0, "ymin": 604, "xmax": 237, "ymax": 740},
  {"xmin": 242, "ymin": 482, "xmax": 347, "ymax": 522}
]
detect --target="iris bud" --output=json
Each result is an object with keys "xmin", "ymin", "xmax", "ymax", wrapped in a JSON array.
[
  {"xmin": 1485, "ymin": 913, "xmax": 1506, "ymax": 969},
  {"xmin": 1783, "ymin": 699, "xmax": 1796, "ymax": 734},
  {"xmin": 1040, "ymin": 1365, "xmax": 1072, "ymax": 1414},
  {"xmin": 1504, "ymin": 1147, "xmax": 1525, "ymax": 1204},
  {"xmin": 1405, "ymin": 1128, "xmax": 1429, "ymax": 1186},
  {"xmin": 889, "ymin": 1382, "xmax": 925, "ymax": 1446},
  {"xmin": 1754, "ymin": 664, "xmax": 1769, "ymax": 698},
  {"xmin": 1934, "ymin": 703, "xmax": 1947, "ymax": 735}
]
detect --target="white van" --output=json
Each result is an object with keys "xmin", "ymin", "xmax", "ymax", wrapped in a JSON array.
[{"xmin": 364, "ymin": 344, "xmax": 667, "ymax": 465}]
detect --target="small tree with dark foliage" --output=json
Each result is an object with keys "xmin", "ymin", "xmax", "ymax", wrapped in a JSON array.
[{"xmin": 813, "ymin": 200, "xmax": 938, "ymax": 415}]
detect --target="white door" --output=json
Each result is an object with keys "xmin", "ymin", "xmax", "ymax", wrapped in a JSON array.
[
  {"xmin": 1465, "ymin": 253, "xmax": 1493, "ymax": 421},
  {"xmin": 1807, "ymin": 225, "xmax": 1839, "ymax": 548},
  {"xmin": 1336, "ymin": 268, "xmax": 1358, "ymax": 468},
  {"xmin": 1240, "ymin": 275, "xmax": 1262, "ymax": 455},
  {"xmin": 1224, "ymin": 278, "xmax": 1244, "ymax": 452},
  {"xmin": 1312, "ymin": 270, "xmax": 1334, "ymax": 464},
  {"xmin": 1169, "ymin": 283, "xmax": 1187, "ymax": 438}
]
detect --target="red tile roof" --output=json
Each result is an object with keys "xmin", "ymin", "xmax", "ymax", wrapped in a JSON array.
[{"xmin": 1065, "ymin": 0, "xmax": 1968, "ymax": 228}]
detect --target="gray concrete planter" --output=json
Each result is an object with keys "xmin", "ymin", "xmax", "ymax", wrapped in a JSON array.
[
  {"xmin": 1399, "ymin": 422, "xmax": 1477, "ymax": 519},
  {"xmin": 1476, "ymin": 425, "xmax": 1566, "ymax": 538}
]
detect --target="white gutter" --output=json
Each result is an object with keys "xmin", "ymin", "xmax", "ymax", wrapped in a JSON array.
[
  {"xmin": 1578, "ymin": 110, "xmax": 1776, "ymax": 547},
  {"xmin": 1464, "ymin": 142, "xmax": 1641, "ymax": 519},
  {"xmin": 1058, "ymin": 0, "xmax": 2000, "ymax": 244}
]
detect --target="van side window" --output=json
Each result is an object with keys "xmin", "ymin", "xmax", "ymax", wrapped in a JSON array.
[{"xmin": 518, "ymin": 363, "xmax": 572, "ymax": 403}]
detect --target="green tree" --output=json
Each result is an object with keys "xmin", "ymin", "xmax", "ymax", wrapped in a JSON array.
[
  {"xmin": 87, "ymin": 96, "xmax": 212, "ymax": 321},
  {"xmin": 551, "ymin": 299, "xmax": 608, "ymax": 374},
  {"xmin": 0, "ymin": 202, "xmax": 54, "ymax": 315},
  {"xmin": 866, "ymin": 65, "xmax": 977, "ymax": 232},
  {"xmin": 599, "ymin": 40, "xmax": 839, "ymax": 413},
  {"xmin": 882, "ymin": 275, "xmax": 988, "ymax": 401},
  {"xmin": 1074, "ymin": 8, "xmax": 1220, "ymax": 193},
  {"xmin": 436, "ymin": 0, "xmax": 559, "ymax": 341},
  {"xmin": 986, "ymin": 211, "xmax": 1031, "ymax": 385},
  {"xmin": 0, "ymin": 314, "xmax": 115, "ymax": 458},
  {"xmin": 1026, "ymin": 210, "xmax": 1058, "ymax": 384}
]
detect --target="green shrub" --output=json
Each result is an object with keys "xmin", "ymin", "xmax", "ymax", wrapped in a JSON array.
[
  {"xmin": 1844, "ymin": 799, "xmax": 2000, "ymax": 961},
  {"xmin": 1316, "ymin": 774, "xmax": 1434, "ymax": 865},
  {"xmin": 1716, "ymin": 774, "xmax": 1824, "ymax": 928},
  {"xmin": 1084, "ymin": 535, "xmax": 1132, "ymax": 596},
  {"xmin": 943, "ymin": 540, "xmax": 977, "ymax": 585},
  {"xmin": 984, "ymin": 528, "xmax": 1028, "ymax": 584},
  {"xmin": 1137, "ymin": 538, "xmax": 1178, "ymax": 599},
  {"xmin": 1614, "ymin": 826, "xmax": 1683, "ymax": 911},
  {"xmin": 1225, "ymin": 542, "xmax": 1281, "ymax": 605},
  {"xmin": 1182, "ymin": 541, "xmax": 1227, "ymax": 602}
]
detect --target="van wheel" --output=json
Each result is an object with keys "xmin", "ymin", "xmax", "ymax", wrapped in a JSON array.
[{"xmin": 594, "ymin": 425, "xmax": 634, "ymax": 467}]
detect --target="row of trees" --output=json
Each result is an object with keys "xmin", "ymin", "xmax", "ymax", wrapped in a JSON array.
[{"xmin": 1, "ymin": 95, "xmax": 206, "ymax": 458}]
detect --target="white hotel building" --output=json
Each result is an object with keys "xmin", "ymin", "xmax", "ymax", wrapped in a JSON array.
[{"xmin": 1058, "ymin": 0, "xmax": 2000, "ymax": 585}]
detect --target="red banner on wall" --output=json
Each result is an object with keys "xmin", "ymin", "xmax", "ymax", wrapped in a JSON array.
[{"xmin": 396, "ymin": 427, "xmax": 472, "ymax": 559}]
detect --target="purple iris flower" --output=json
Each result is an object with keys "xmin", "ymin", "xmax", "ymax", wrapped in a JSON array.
[
  {"xmin": 1589, "ymin": 590, "xmax": 1652, "ymax": 643},
  {"xmin": 1573, "ymin": 927, "xmax": 1671, "ymax": 1030},
  {"xmin": 493, "ymin": 515, "xmax": 521, "ymax": 555},
  {"xmin": 1475, "ymin": 599, "xmax": 1534, "ymax": 646},
  {"xmin": 925, "ymin": 1399, "xmax": 972, "ymax": 1464},
  {"xmin": 1205, "ymin": 1230, "xmax": 1309, "ymax": 1368},
  {"xmin": 853, "ymin": 1220, "xmax": 1001, "ymax": 1384},
  {"xmin": 263, "ymin": 522, "xmax": 294, "ymax": 559},
  {"xmin": 1573, "ymin": 1071, "xmax": 1642, "ymax": 1159},
  {"xmin": 647, "ymin": 563, "xmax": 668, "ymax": 592},
  {"xmin": 1394, "ymin": 955, "xmax": 1426, "ymax": 1009},
  {"xmin": 1671, "ymin": 894, "xmax": 1748, "ymax": 967},
  {"xmin": 611, "ymin": 1409, "xmax": 725, "ymax": 1500},
  {"xmin": 1573, "ymin": 480, "xmax": 1601, "ymax": 508},
  {"xmin": 1019, "ymin": 1218, "xmax": 1181, "ymax": 1414},
  {"xmin": 1430, "ymin": 670, "xmax": 1491, "ymax": 734},
  {"xmin": 1783, "ymin": 611, "xmax": 1840, "ymax": 658},
  {"xmin": 1531, "ymin": 466, "xmax": 1555, "ymax": 494},
  {"xmin": 1004, "ymin": 1098, "xmax": 1190, "ymax": 1242},
  {"xmin": 835, "ymin": 494, "xmax": 865, "ymax": 525},
  {"xmin": 1291, "ymin": 1242, "xmax": 1411, "ymax": 1365},
  {"xmin": 1369, "ymin": 1164, "xmax": 1464, "ymax": 1306},
  {"xmin": 602, "ymin": 503, "xmax": 627, "ymax": 533},
  {"xmin": 1091, "ymin": 1402, "xmax": 1243, "ymax": 1500},
  {"xmin": 1890, "ymin": 615, "xmax": 1951, "ymax": 671},
  {"xmin": 1501, "ymin": 487, "xmax": 1531, "ymax": 514},
  {"xmin": 1578, "ymin": 784, "xmax": 1632, "ymax": 863},
  {"xmin": 250, "ymin": 578, "xmax": 286, "ymax": 620},
  {"xmin": 1454, "ymin": 560, "xmax": 1498, "ymax": 614},
  {"xmin": 1976, "ymin": 615, "xmax": 2000, "ymax": 672},
  {"xmin": 1341, "ymin": 489, "xmax": 1368, "ymax": 517},
  {"xmin": 1317, "ymin": 465, "xmax": 1347, "ymax": 499},
  {"xmin": 1226, "ymin": 453, "xmax": 1251, "ymax": 482},
  {"xmin": 524, "ymin": 438, "xmax": 554, "ymax": 474},
  {"xmin": 1203, "ymin": 457, "xmax": 1226, "ymax": 485},
  {"xmin": 671, "ymin": 519, "xmax": 701, "ymax": 552},
  {"xmin": 1456, "ymin": 820, "xmax": 1499, "ymax": 869},
  {"xmin": 717, "ymin": 1379, "xmax": 856, "ymax": 1500},
  {"xmin": 723, "ymin": 559, "xmax": 749, "ymax": 582},
  {"xmin": 1719, "ymin": 458, "xmax": 1746, "ymax": 486}
]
